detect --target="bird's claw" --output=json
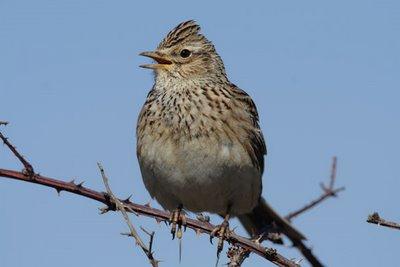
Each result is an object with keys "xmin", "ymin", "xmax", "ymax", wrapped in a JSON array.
[
  {"xmin": 169, "ymin": 206, "xmax": 186, "ymax": 240},
  {"xmin": 210, "ymin": 219, "xmax": 231, "ymax": 257}
]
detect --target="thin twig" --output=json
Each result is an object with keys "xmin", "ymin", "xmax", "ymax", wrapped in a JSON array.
[
  {"xmin": 367, "ymin": 212, "xmax": 400, "ymax": 231},
  {"xmin": 328, "ymin": 156, "xmax": 337, "ymax": 190},
  {"xmin": 0, "ymin": 130, "xmax": 34, "ymax": 176},
  {"xmin": 140, "ymin": 226, "xmax": 156, "ymax": 254},
  {"xmin": 227, "ymin": 157, "xmax": 343, "ymax": 267},
  {"xmin": 0, "ymin": 132, "xmax": 299, "ymax": 267},
  {"xmin": 97, "ymin": 163, "xmax": 159, "ymax": 267},
  {"xmin": 285, "ymin": 157, "xmax": 344, "ymax": 221},
  {"xmin": 0, "ymin": 121, "xmax": 9, "ymax": 126}
]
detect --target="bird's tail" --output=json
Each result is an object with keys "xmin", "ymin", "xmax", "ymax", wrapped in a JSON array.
[{"xmin": 238, "ymin": 197, "xmax": 306, "ymax": 243}]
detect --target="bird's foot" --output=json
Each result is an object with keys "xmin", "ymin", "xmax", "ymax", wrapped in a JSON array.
[
  {"xmin": 210, "ymin": 214, "xmax": 231, "ymax": 257},
  {"xmin": 169, "ymin": 205, "xmax": 186, "ymax": 239}
]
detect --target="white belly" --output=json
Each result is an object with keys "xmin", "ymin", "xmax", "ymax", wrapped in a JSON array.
[{"xmin": 138, "ymin": 136, "xmax": 261, "ymax": 215}]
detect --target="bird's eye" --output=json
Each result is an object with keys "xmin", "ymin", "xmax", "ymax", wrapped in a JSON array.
[{"xmin": 180, "ymin": 49, "xmax": 191, "ymax": 58}]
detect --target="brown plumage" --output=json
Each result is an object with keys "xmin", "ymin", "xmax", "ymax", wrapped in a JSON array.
[{"xmin": 137, "ymin": 20, "xmax": 305, "ymax": 245}]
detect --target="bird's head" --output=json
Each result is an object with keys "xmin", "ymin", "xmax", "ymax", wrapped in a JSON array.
[{"xmin": 140, "ymin": 20, "xmax": 226, "ymax": 80}]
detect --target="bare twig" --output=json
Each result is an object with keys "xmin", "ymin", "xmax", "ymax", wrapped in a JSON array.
[
  {"xmin": 227, "ymin": 157, "xmax": 343, "ymax": 267},
  {"xmin": 0, "ymin": 130, "xmax": 34, "ymax": 177},
  {"xmin": 140, "ymin": 226, "xmax": 156, "ymax": 254},
  {"xmin": 0, "ymin": 121, "xmax": 9, "ymax": 126},
  {"xmin": 367, "ymin": 212, "xmax": 400, "ymax": 231},
  {"xmin": 0, "ymin": 133, "xmax": 298, "ymax": 267},
  {"xmin": 97, "ymin": 163, "xmax": 159, "ymax": 267},
  {"xmin": 285, "ymin": 157, "xmax": 344, "ymax": 221}
]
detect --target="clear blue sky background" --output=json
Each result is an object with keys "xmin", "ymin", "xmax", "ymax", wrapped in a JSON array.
[{"xmin": 1, "ymin": 1, "xmax": 399, "ymax": 266}]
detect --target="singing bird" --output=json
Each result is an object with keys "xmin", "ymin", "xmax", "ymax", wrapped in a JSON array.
[{"xmin": 137, "ymin": 20, "xmax": 305, "ymax": 252}]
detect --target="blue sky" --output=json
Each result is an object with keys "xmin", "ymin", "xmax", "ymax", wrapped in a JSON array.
[{"xmin": 1, "ymin": 1, "xmax": 399, "ymax": 266}]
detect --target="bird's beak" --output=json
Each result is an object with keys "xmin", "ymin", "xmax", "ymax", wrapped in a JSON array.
[{"xmin": 139, "ymin": 51, "xmax": 172, "ymax": 69}]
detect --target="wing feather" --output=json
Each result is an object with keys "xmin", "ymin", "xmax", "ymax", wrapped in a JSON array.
[{"xmin": 231, "ymin": 84, "xmax": 267, "ymax": 174}]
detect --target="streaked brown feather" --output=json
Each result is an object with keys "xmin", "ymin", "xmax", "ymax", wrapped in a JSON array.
[
  {"xmin": 230, "ymin": 83, "xmax": 267, "ymax": 173},
  {"xmin": 158, "ymin": 20, "xmax": 204, "ymax": 49}
]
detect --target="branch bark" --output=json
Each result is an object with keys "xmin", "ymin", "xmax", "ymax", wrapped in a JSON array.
[
  {"xmin": 367, "ymin": 212, "xmax": 400, "ymax": 231},
  {"xmin": 0, "ymin": 131, "xmax": 34, "ymax": 176}
]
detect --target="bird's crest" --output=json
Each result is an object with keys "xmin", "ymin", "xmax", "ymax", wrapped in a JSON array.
[{"xmin": 157, "ymin": 20, "xmax": 207, "ymax": 49}]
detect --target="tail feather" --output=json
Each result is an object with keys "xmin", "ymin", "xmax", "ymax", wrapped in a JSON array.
[{"xmin": 238, "ymin": 197, "xmax": 306, "ymax": 242}]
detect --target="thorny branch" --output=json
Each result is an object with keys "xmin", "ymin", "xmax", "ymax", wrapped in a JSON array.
[
  {"xmin": 140, "ymin": 226, "xmax": 156, "ymax": 255},
  {"xmin": 0, "ymin": 130, "xmax": 298, "ymax": 267},
  {"xmin": 227, "ymin": 246, "xmax": 250, "ymax": 267},
  {"xmin": 367, "ymin": 212, "xmax": 400, "ymax": 231},
  {"xmin": 228, "ymin": 236, "xmax": 323, "ymax": 267},
  {"xmin": 228, "ymin": 157, "xmax": 344, "ymax": 267},
  {"xmin": 285, "ymin": 157, "xmax": 344, "ymax": 221},
  {"xmin": 285, "ymin": 157, "xmax": 344, "ymax": 267},
  {"xmin": 97, "ymin": 163, "xmax": 159, "ymax": 267},
  {"xmin": 0, "ymin": 131, "xmax": 34, "ymax": 177}
]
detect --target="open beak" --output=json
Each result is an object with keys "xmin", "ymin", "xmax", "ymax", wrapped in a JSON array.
[{"xmin": 139, "ymin": 51, "xmax": 172, "ymax": 69}]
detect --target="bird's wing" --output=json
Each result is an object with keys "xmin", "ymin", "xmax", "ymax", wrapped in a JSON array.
[
  {"xmin": 231, "ymin": 85, "xmax": 307, "ymax": 242},
  {"xmin": 230, "ymin": 84, "xmax": 267, "ymax": 174}
]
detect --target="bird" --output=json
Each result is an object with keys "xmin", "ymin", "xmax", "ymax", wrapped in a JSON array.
[{"xmin": 136, "ymin": 20, "xmax": 305, "ymax": 254}]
